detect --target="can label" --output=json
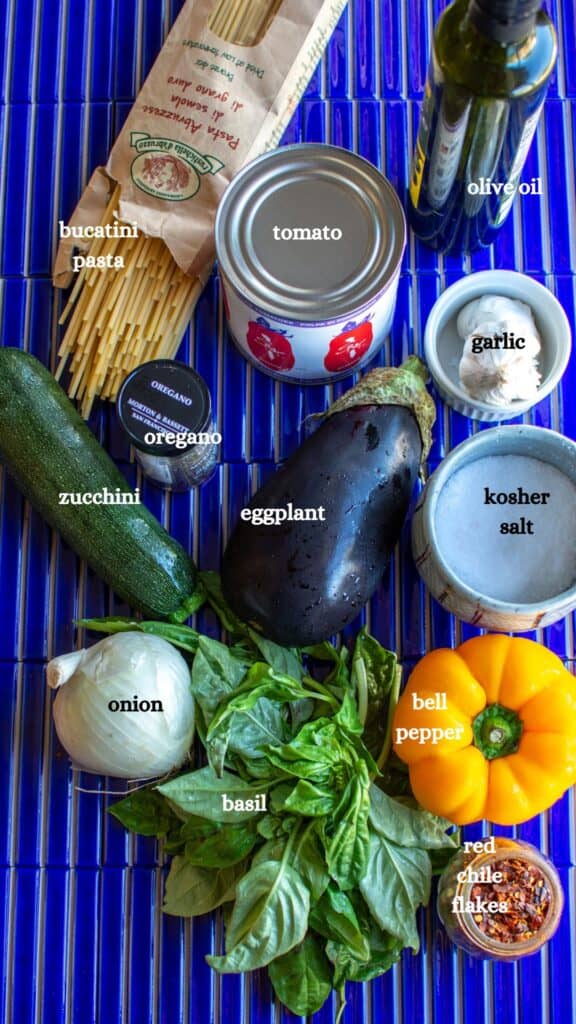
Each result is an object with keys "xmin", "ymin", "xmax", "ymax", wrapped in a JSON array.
[{"xmin": 221, "ymin": 273, "xmax": 401, "ymax": 382}]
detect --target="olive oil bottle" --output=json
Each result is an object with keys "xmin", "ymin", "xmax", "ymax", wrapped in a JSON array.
[{"xmin": 408, "ymin": 0, "xmax": 557, "ymax": 252}]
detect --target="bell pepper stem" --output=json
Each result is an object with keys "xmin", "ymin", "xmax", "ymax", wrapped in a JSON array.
[{"xmin": 473, "ymin": 703, "xmax": 523, "ymax": 760}]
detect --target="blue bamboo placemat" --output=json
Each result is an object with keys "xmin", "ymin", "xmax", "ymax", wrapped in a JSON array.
[{"xmin": 1, "ymin": 0, "xmax": 575, "ymax": 1021}]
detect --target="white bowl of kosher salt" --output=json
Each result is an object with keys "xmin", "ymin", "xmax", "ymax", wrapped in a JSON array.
[
  {"xmin": 424, "ymin": 270, "xmax": 571, "ymax": 422},
  {"xmin": 412, "ymin": 426, "xmax": 576, "ymax": 631}
]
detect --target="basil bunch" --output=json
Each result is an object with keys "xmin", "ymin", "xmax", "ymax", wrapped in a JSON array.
[{"xmin": 82, "ymin": 573, "xmax": 458, "ymax": 1018}]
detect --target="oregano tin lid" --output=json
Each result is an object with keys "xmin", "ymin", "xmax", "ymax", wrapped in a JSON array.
[
  {"xmin": 117, "ymin": 359, "xmax": 211, "ymax": 457},
  {"xmin": 215, "ymin": 143, "xmax": 406, "ymax": 323}
]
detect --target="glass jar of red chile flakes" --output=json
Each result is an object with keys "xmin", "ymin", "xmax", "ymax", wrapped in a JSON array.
[{"xmin": 437, "ymin": 838, "xmax": 564, "ymax": 960}]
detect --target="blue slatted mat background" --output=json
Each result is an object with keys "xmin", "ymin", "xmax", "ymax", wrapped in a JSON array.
[{"xmin": 1, "ymin": 0, "xmax": 575, "ymax": 1021}]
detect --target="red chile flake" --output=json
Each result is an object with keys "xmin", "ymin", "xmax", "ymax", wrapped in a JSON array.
[{"xmin": 472, "ymin": 858, "xmax": 551, "ymax": 944}]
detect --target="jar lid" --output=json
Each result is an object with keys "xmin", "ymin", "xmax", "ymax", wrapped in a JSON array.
[
  {"xmin": 215, "ymin": 143, "xmax": 406, "ymax": 323},
  {"xmin": 117, "ymin": 360, "xmax": 212, "ymax": 457}
]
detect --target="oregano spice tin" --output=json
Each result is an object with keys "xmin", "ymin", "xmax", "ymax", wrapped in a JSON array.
[
  {"xmin": 117, "ymin": 360, "xmax": 220, "ymax": 490},
  {"xmin": 215, "ymin": 144, "xmax": 406, "ymax": 382}
]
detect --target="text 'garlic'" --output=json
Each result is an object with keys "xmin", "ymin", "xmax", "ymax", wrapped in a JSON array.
[
  {"xmin": 47, "ymin": 632, "xmax": 195, "ymax": 779},
  {"xmin": 457, "ymin": 294, "xmax": 542, "ymax": 407}
]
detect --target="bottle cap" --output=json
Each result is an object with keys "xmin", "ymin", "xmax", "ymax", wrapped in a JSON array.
[
  {"xmin": 469, "ymin": 0, "xmax": 543, "ymax": 42},
  {"xmin": 117, "ymin": 359, "xmax": 212, "ymax": 457}
]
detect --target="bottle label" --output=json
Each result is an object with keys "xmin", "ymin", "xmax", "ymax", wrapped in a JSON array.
[
  {"xmin": 409, "ymin": 82, "xmax": 434, "ymax": 208},
  {"xmin": 427, "ymin": 101, "xmax": 471, "ymax": 209},
  {"xmin": 409, "ymin": 137, "xmax": 426, "ymax": 207}
]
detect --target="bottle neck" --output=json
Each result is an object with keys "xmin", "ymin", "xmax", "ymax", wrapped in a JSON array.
[{"xmin": 467, "ymin": 0, "xmax": 541, "ymax": 43}]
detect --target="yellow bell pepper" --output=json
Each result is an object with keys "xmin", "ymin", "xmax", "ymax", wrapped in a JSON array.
[{"xmin": 392, "ymin": 635, "xmax": 576, "ymax": 825}]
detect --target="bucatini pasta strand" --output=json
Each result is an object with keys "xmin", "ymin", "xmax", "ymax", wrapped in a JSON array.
[
  {"xmin": 57, "ymin": 184, "xmax": 201, "ymax": 417},
  {"xmin": 208, "ymin": 0, "xmax": 283, "ymax": 46}
]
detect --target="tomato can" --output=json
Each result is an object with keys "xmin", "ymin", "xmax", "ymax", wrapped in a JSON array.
[{"xmin": 214, "ymin": 144, "xmax": 406, "ymax": 383}]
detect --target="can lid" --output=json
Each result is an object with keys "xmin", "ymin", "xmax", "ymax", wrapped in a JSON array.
[
  {"xmin": 215, "ymin": 144, "xmax": 406, "ymax": 322},
  {"xmin": 117, "ymin": 360, "xmax": 212, "ymax": 456}
]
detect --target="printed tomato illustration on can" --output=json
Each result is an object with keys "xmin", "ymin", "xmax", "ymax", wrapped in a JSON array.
[
  {"xmin": 324, "ymin": 318, "xmax": 374, "ymax": 373},
  {"xmin": 246, "ymin": 318, "xmax": 295, "ymax": 371}
]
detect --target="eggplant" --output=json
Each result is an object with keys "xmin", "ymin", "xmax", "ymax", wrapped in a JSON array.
[{"xmin": 222, "ymin": 357, "xmax": 435, "ymax": 646}]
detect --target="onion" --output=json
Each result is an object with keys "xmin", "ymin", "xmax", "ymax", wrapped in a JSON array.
[{"xmin": 47, "ymin": 632, "xmax": 195, "ymax": 779}]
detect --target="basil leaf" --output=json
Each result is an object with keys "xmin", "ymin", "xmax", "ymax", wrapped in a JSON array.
[
  {"xmin": 163, "ymin": 856, "xmax": 244, "ymax": 916},
  {"xmin": 250, "ymin": 836, "xmax": 286, "ymax": 868},
  {"xmin": 191, "ymin": 636, "xmax": 251, "ymax": 725},
  {"xmin": 185, "ymin": 822, "xmax": 259, "ymax": 868},
  {"xmin": 377, "ymin": 750, "xmax": 413, "ymax": 798},
  {"xmin": 264, "ymin": 719, "xmax": 345, "ymax": 778},
  {"xmin": 206, "ymin": 665, "xmax": 321, "ymax": 773},
  {"xmin": 207, "ymin": 860, "xmax": 310, "ymax": 972},
  {"xmin": 256, "ymin": 815, "xmax": 285, "ymax": 840},
  {"xmin": 325, "ymin": 769, "xmax": 370, "ymax": 890},
  {"xmin": 157, "ymin": 767, "xmax": 272, "ymax": 822},
  {"xmin": 429, "ymin": 843, "xmax": 461, "ymax": 875},
  {"xmin": 134, "ymin": 621, "xmax": 200, "ymax": 652},
  {"xmin": 198, "ymin": 575, "xmax": 304, "ymax": 682},
  {"xmin": 304, "ymin": 641, "xmax": 341, "ymax": 662},
  {"xmin": 281, "ymin": 780, "xmax": 337, "ymax": 817},
  {"xmin": 325, "ymin": 888, "xmax": 404, "ymax": 984},
  {"xmin": 369, "ymin": 784, "xmax": 459, "ymax": 850},
  {"xmin": 351, "ymin": 630, "xmax": 399, "ymax": 760},
  {"xmin": 76, "ymin": 616, "xmax": 140, "ymax": 634},
  {"xmin": 247, "ymin": 628, "xmax": 303, "ymax": 681},
  {"xmin": 288, "ymin": 697, "xmax": 316, "ymax": 731},
  {"xmin": 209, "ymin": 664, "xmax": 318, "ymax": 730},
  {"xmin": 269, "ymin": 933, "xmax": 333, "ymax": 1016},
  {"xmin": 310, "ymin": 884, "xmax": 369, "ymax": 960},
  {"xmin": 77, "ymin": 617, "xmax": 200, "ymax": 653},
  {"xmin": 108, "ymin": 788, "xmax": 179, "ymax": 836},
  {"xmin": 327, "ymin": 931, "xmax": 403, "ymax": 985},
  {"xmin": 225, "ymin": 700, "xmax": 292, "ymax": 771},
  {"xmin": 360, "ymin": 830, "xmax": 431, "ymax": 951},
  {"xmin": 252, "ymin": 830, "xmax": 329, "ymax": 903},
  {"xmin": 295, "ymin": 828, "xmax": 330, "ymax": 902},
  {"xmin": 164, "ymin": 815, "xmax": 220, "ymax": 854},
  {"xmin": 179, "ymin": 815, "xmax": 222, "ymax": 840},
  {"xmin": 191, "ymin": 639, "xmax": 291, "ymax": 775},
  {"xmin": 332, "ymin": 691, "xmax": 364, "ymax": 736}
]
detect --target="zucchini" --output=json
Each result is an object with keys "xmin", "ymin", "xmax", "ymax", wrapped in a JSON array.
[{"xmin": 0, "ymin": 348, "xmax": 198, "ymax": 620}]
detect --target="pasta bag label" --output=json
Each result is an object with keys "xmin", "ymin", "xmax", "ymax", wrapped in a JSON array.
[{"xmin": 129, "ymin": 133, "xmax": 225, "ymax": 202}]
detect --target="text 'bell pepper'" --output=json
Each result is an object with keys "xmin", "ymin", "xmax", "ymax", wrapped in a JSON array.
[{"xmin": 392, "ymin": 635, "xmax": 576, "ymax": 825}]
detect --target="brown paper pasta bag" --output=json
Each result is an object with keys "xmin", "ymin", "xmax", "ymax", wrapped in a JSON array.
[{"xmin": 52, "ymin": 0, "xmax": 348, "ymax": 413}]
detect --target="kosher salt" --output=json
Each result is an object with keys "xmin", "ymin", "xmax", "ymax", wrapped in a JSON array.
[{"xmin": 435, "ymin": 454, "xmax": 576, "ymax": 603}]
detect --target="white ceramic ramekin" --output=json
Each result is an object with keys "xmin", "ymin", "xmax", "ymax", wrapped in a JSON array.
[
  {"xmin": 412, "ymin": 425, "xmax": 576, "ymax": 631},
  {"xmin": 424, "ymin": 270, "xmax": 572, "ymax": 422}
]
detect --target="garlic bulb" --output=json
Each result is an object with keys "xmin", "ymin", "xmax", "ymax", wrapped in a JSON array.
[
  {"xmin": 47, "ymin": 632, "xmax": 195, "ymax": 779},
  {"xmin": 456, "ymin": 295, "xmax": 536, "ymax": 338},
  {"xmin": 457, "ymin": 295, "xmax": 542, "ymax": 407}
]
